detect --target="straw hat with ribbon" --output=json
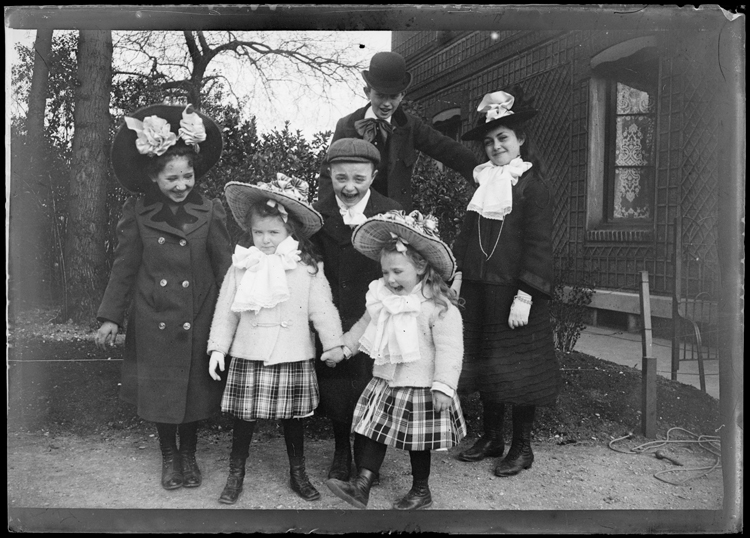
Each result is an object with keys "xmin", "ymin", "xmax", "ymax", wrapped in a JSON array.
[
  {"xmin": 351, "ymin": 210, "xmax": 456, "ymax": 281},
  {"xmin": 224, "ymin": 174, "xmax": 324, "ymax": 239},
  {"xmin": 461, "ymin": 87, "xmax": 538, "ymax": 141},
  {"xmin": 110, "ymin": 104, "xmax": 223, "ymax": 193}
]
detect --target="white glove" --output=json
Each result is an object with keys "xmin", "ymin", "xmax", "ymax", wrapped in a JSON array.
[
  {"xmin": 208, "ymin": 351, "xmax": 226, "ymax": 381},
  {"xmin": 508, "ymin": 290, "xmax": 532, "ymax": 329},
  {"xmin": 450, "ymin": 271, "xmax": 463, "ymax": 297}
]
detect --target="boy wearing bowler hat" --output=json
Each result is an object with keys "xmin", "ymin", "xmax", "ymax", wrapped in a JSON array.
[
  {"xmin": 317, "ymin": 51, "xmax": 479, "ymax": 212},
  {"xmin": 311, "ymin": 138, "xmax": 402, "ymax": 483}
]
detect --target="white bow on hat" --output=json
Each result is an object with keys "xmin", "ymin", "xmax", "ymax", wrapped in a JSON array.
[{"xmin": 477, "ymin": 91, "xmax": 516, "ymax": 123}]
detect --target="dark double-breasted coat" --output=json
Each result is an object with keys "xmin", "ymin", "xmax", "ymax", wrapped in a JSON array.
[
  {"xmin": 97, "ymin": 188, "xmax": 233, "ymax": 424},
  {"xmin": 317, "ymin": 104, "xmax": 479, "ymax": 211},
  {"xmin": 311, "ymin": 189, "xmax": 402, "ymax": 423}
]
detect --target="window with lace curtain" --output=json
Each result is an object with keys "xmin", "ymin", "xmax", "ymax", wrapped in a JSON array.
[{"xmin": 586, "ymin": 37, "xmax": 658, "ymax": 240}]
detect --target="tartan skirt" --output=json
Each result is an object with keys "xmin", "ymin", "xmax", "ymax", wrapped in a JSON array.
[
  {"xmin": 352, "ymin": 377, "xmax": 467, "ymax": 452},
  {"xmin": 221, "ymin": 358, "xmax": 319, "ymax": 421}
]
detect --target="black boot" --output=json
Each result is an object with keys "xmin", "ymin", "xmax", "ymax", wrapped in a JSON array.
[
  {"xmin": 353, "ymin": 433, "xmax": 380, "ymax": 486},
  {"xmin": 328, "ymin": 448, "xmax": 353, "ymax": 481},
  {"xmin": 393, "ymin": 478, "xmax": 433, "ymax": 510},
  {"xmin": 178, "ymin": 422, "xmax": 202, "ymax": 488},
  {"xmin": 289, "ymin": 457, "xmax": 321, "ymax": 501},
  {"xmin": 458, "ymin": 401, "xmax": 505, "ymax": 462},
  {"xmin": 326, "ymin": 468, "xmax": 376, "ymax": 509},
  {"xmin": 494, "ymin": 405, "xmax": 535, "ymax": 477},
  {"xmin": 157, "ymin": 423, "xmax": 183, "ymax": 490},
  {"xmin": 219, "ymin": 418, "xmax": 255, "ymax": 504},
  {"xmin": 219, "ymin": 457, "xmax": 246, "ymax": 504}
]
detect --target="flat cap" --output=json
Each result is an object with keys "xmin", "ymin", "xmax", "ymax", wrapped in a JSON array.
[{"xmin": 326, "ymin": 138, "xmax": 381, "ymax": 166}]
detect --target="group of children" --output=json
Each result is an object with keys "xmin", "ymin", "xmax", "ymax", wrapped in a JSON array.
[{"xmin": 95, "ymin": 52, "xmax": 558, "ymax": 510}]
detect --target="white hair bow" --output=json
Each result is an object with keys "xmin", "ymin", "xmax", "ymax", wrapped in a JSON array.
[
  {"xmin": 477, "ymin": 91, "xmax": 515, "ymax": 123},
  {"xmin": 266, "ymin": 199, "xmax": 289, "ymax": 222},
  {"xmin": 389, "ymin": 232, "xmax": 409, "ymax": 253}
]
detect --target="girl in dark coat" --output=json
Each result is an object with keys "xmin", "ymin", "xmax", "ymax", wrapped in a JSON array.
[
  {"xmin": 451, "ymin": 88, "xmax": 560, "ymax": 477},
  {"xmin": 95, "ymin": 104, "xmax": 232, "ymax": 491}
]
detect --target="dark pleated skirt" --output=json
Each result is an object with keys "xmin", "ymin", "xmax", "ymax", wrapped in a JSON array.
[{"xmin": 459, "ymin": 281, "xmax": 560, "ymax": 406}]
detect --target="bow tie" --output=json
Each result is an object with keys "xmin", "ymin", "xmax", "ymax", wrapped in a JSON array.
[
  {"xmin": 354, "ymin": 118, "xmax": 393, "ymax": 144},
  {"xmin": 340, "ymin": 206, "xmax": 368, "ymax": 227}
]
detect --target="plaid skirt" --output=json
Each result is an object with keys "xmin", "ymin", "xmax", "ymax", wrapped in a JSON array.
[
  {"xmin": 222, "ymin": 358, "xmax": 319, "ymax": 420},
  {"xmin": 352, "ymin": 377, "xmax": 467, "ymax": 452}
]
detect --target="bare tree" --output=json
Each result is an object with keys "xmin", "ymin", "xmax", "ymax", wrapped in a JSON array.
[
  {"xmin": 111, "ymin": 30, "xmax": 364, "ymax": 110},
  {"xmin": 62, "ymin": 30, "xmax": 113, "ymax": 322},
  {"xmin": 9, "ymin": 29, "xmax": 53, "ymax": 318}
]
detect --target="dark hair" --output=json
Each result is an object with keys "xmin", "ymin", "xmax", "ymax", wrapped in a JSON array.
[
  {"xmin": 379, "ymin": 241, "xmax": 461, "ymax": 317},
  {"xmin": 243, "ymin": 201, "xmax": 321, "ymax": 273},
  {"xmin": 144, "ymin": 145, "xmax": 203, "ymax": 180}
]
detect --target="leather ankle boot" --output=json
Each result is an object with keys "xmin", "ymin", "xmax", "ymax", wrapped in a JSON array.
[
  {"xmin": 219, "ymin": 457, "xmax": 246, "ymax": 504},
  {"xmin": 327, "ymin": 448, "xmax": 353, "ymax": 482},
  {"xmin": 289, "ymin": 457, "xmax": 321, "ymax": 501},
  {"xmin": 159, "ymin": 442, "xmax": 183, "ymax": 490},
  {"xmin": 495, "ymin": 406, "xmax": 534, "ymax": 477},
  {"xmin": 178, "ymin": 423, "xmax": 201, "ymax": 488},
  {"xmin": 458, "ymin": 402, "xmax": 505, "ymax": 462},
  {"xmin": 326, "ymin": 468, "xmax": 376, "ymax": 509},
  {"xmin": 393, "ymin": 478, "xmax": 432, "ymax": 510}
]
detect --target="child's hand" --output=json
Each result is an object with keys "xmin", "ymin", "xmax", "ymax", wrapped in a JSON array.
[
  {"xmin": 508, "ymin": 292, "xmax": 532, "ymax": 329},
  {"xmin": 450, "ymin": 271, "xmax": 462, "ymax": 296},
  {"xmin": 208, "ymin": 351, "xmax": 225, "ymax": 381},
  {"xmin": 95, "ymin": 321, "xmax": 119, "ymax": 350},
  {"xmin": 320, "ymin": 347, "xmax": 345, "ymax": 368},
  {"xmin": 432, "ymin": 390, "xmax": 453, "ymax": 414}
]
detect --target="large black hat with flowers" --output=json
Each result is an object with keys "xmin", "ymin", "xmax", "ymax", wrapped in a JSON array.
[
  {"xmin": 461, "ymin": 86, "xmax": 538, "ymax": 141},
  {"xmin": 110, "ymin": 104, "xmax": 223, "ymax": 193}
]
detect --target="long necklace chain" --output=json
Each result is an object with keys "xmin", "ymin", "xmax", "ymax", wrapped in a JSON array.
[{"xmin": 478, "ymin": 216, "xmax": 505, "ymax": 261}]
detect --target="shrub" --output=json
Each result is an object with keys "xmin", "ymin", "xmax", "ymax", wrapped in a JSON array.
[{"xmin": 550, "ymin": 257, "xmax": 596, "ymax": 353}]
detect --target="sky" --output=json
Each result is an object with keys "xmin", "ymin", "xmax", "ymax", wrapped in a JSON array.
[{"xmin": 6, "ymin": 29, "xmax": 393, "ymax": 141}]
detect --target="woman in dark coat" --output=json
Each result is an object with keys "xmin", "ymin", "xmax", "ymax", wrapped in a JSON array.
[
  {"xmin": 451, "ymin": 87, "xmax": 560, "ymax": 477},
  {"xmin": 95, "ymin": 104, "xmax": 232, "ymax": 491}
]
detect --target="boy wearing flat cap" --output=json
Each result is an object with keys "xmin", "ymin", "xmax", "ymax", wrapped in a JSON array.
[
  {"xmin": 312, "ymin": 138, "xmax": 402, "ymax": 483},
  {"xmin": 317, "ymin": 51, "xmax": 479, "ymax": 212}
]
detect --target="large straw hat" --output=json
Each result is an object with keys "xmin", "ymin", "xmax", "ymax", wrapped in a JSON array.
[
  {"xmin": 110, "ymin": 104, "xmax": 223, "ymax": 193},
  {"xmin": 351, "ymin": 210, "xmax": 456, "ymax": 281},
  {"xmin": 461, "ymin": 87, "xmax": 537, "ymax": 141},
  {"xmin": 361, "ymin": 51, "xmax": 412, "ymax": 95},
  {"xmin": 224, "ymin": 174, "xmax": 324, "ymax": 239}
]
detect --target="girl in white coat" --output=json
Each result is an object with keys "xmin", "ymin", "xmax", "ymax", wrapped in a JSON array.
[
  {"xmin": 207, "ymin": 175, "xmax": 345, "ymax": 504},
  {"xmin": 325, "ymin": 210, "xmax": 467, "ymax": 510}
]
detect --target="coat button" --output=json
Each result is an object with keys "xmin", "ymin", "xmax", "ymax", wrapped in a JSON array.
[
  {"xmin": 160, "ymin": 279, "xmax": 168, "ymax": 287},
  {"xmin": 158, "ymin": 322, "xmax": 166, "ymax": 330},
  {"xmin": 183, "ymin": 322, "xmax": 191, "ymax": 330},
  {"xmin": 179, "ymin": 239, "xmax": 187, "ymax": 246},
  {"xmin": 281, "ymin": 321, "xmax": 288, "ymax": 328},
  {"xmin": 158, "ymin": 237, "xmax": 165, "ymax": 244},
  {"xmin": 182, "ymin": 280, "xmax": 190, "ymax": 288}
]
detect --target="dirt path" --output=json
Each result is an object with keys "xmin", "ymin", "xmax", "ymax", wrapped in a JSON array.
[{"xmin": 8, "ymin": 429, "xmax": 722, "ymax": 512}]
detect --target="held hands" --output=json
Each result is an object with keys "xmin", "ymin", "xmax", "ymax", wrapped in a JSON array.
[
  {"xmin": 95, "ymin": 321, "xmax": 119, "ymax": 350},
  {"xmin": 432, "ymin": 390, "xmax": 452, "ymax": 414},
  {"xmin": 320, "ymin": 346, "xmax": 346, "ymax": 368},
  {"xmin": 508, "ymin": 290, "xmax": 532, "ymax": 329},
  {"xmin": 208, "ymin": 351, "xmax": 225, "ymax": 381}
]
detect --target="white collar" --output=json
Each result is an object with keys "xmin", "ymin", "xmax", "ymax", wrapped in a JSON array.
[{"xmin": 335, "ymin": 188, "xmax": 371, "ymax": 216}]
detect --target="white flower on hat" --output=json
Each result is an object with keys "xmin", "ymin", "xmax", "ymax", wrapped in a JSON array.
[
  {"xmin": 477, "ymin": 91, "xmax": 516, "ymax": 123},
  {"xmin": 178, "ymin": 104, "xmax": 207, "ymax": 151},
  {"xmin": 125, "ymin": 115, "xmax": 178, "ymax": 157}
]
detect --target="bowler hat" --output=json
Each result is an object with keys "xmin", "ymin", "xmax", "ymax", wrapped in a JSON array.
[
  {"xmin": 326, "ymin": 138, "xmax": 381, "ymax": 166},
  {"xmin": 361, "ymin": 52, "xmax": 412, "ymax": 95},
  {"xmin": 110, "ymin": 104, "xmax": 223, "ymax": 193},
  {"xmin": 461, "ymin": 87, "xmax": 537, "ymax": 141}
]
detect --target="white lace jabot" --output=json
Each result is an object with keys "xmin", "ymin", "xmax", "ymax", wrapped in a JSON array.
[
  {"xmin": 467, "ymin": 157, "xmax": 532, "ymax": 220},
  {"xmin": 230, "ymin": 236, "xmax": 301, "ymax": 313}
]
